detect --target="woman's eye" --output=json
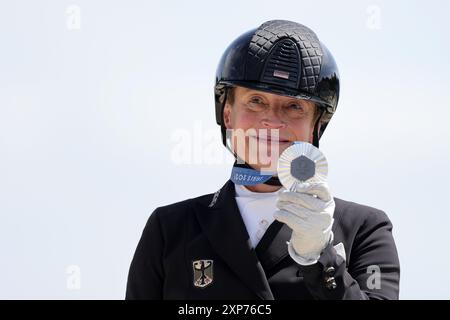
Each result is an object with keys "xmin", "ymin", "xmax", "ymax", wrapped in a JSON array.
[
  {"xmin": 247, "ymin": 97, "xmax": 266, "ymax": 110},
  {"xmin": 288, "ymin": 103, "xmax": 304, "ymax": 110},
  {"xmin": 249, "ymin": 97, "xmax": 264, "ymax": 104}
]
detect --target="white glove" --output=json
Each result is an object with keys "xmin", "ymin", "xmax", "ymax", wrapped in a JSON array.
[{"xmin": 274, "ymin": 182, "xmax": 335, "ymax": 265}]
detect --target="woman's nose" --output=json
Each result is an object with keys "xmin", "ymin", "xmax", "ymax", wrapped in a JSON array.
[{"xmin": 261, "ymin": 109, "xmax": 287, "ymax": 129}]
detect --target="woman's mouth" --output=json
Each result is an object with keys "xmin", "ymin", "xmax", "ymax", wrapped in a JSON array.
[{"xmin": 249, "ymin": 135, "xmax": 291, "ymax": 144}]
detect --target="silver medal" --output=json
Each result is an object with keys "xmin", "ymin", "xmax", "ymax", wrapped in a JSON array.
[{"xmin": 277, "ymin": 142, "xmax": 328, "ymax": 191}]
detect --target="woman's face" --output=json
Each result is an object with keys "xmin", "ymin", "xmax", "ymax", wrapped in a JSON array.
[{"xmin": 223, "ymin": 86, "xmax": 317, "ymax": 173}]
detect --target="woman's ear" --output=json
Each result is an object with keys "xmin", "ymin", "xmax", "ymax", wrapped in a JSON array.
[{"xmin": 223, "ymin": 103, "xmax": 233, "ymax": 129}]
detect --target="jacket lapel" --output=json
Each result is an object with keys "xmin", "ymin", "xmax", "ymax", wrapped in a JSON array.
[
  {"xmin": 255, "ymin": 220, "xmax": 292, "ymax": 272},
  {"xmin": 195, "ymin": 180, "xmax": 274, "ymax": 300}
]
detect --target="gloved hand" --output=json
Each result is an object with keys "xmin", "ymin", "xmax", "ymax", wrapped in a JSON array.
[{"xmin": 274, "ymin": 182, "xmax": 335, "ymax": 265}]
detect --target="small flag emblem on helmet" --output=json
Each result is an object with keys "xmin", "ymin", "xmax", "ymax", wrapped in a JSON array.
[{"xmin": 273, "ymin": 70, "xmax": 290, "ymax": 79}]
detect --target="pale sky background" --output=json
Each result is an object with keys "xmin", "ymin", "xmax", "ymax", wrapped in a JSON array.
[{"xmin": 0, "ymin": 0, "xmax": 449, "ymax": 299}]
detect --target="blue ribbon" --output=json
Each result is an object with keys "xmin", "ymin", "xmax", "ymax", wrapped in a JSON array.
[{"xmin": 230, "ymin": 166, "xmax": 274, "ymax": 186}]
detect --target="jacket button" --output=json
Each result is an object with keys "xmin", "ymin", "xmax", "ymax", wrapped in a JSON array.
[
  {"xmin": 324, "ymin": 276, "xmax": 337, "ymax": 290},
  {"xmin": 324, "ymin": 266, "xmax": 335, "ymax": 276}
]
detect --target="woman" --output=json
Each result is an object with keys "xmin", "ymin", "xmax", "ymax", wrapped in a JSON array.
[{"xmin": 126, "ymin": 20, "xmax": 400, "ymax": 300}]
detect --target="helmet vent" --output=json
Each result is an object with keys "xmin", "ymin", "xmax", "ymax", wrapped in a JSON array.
[{"xmin": 261, "ymin": 39, "xmax": 300, "ymax": 89}]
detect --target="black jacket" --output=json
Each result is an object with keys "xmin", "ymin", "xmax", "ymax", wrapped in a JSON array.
[{"xmin": 126, "ymin": 180, "xmax": 400, "ymax": 300}]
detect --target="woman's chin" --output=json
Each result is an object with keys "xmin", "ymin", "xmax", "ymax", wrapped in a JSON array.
[{"xmin": 247, "ymin": 161, "xmax": 278, "ymax": 174}]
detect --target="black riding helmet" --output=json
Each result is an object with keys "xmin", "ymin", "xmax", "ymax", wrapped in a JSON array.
[{"xmin": 215, "ymin": 20, "xmax": 340, "ymax": 185}]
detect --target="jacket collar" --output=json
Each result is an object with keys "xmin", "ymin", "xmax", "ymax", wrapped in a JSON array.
[{"xmin": 195, "ymin": 180, "xmax": 291, "ymax": 300}]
